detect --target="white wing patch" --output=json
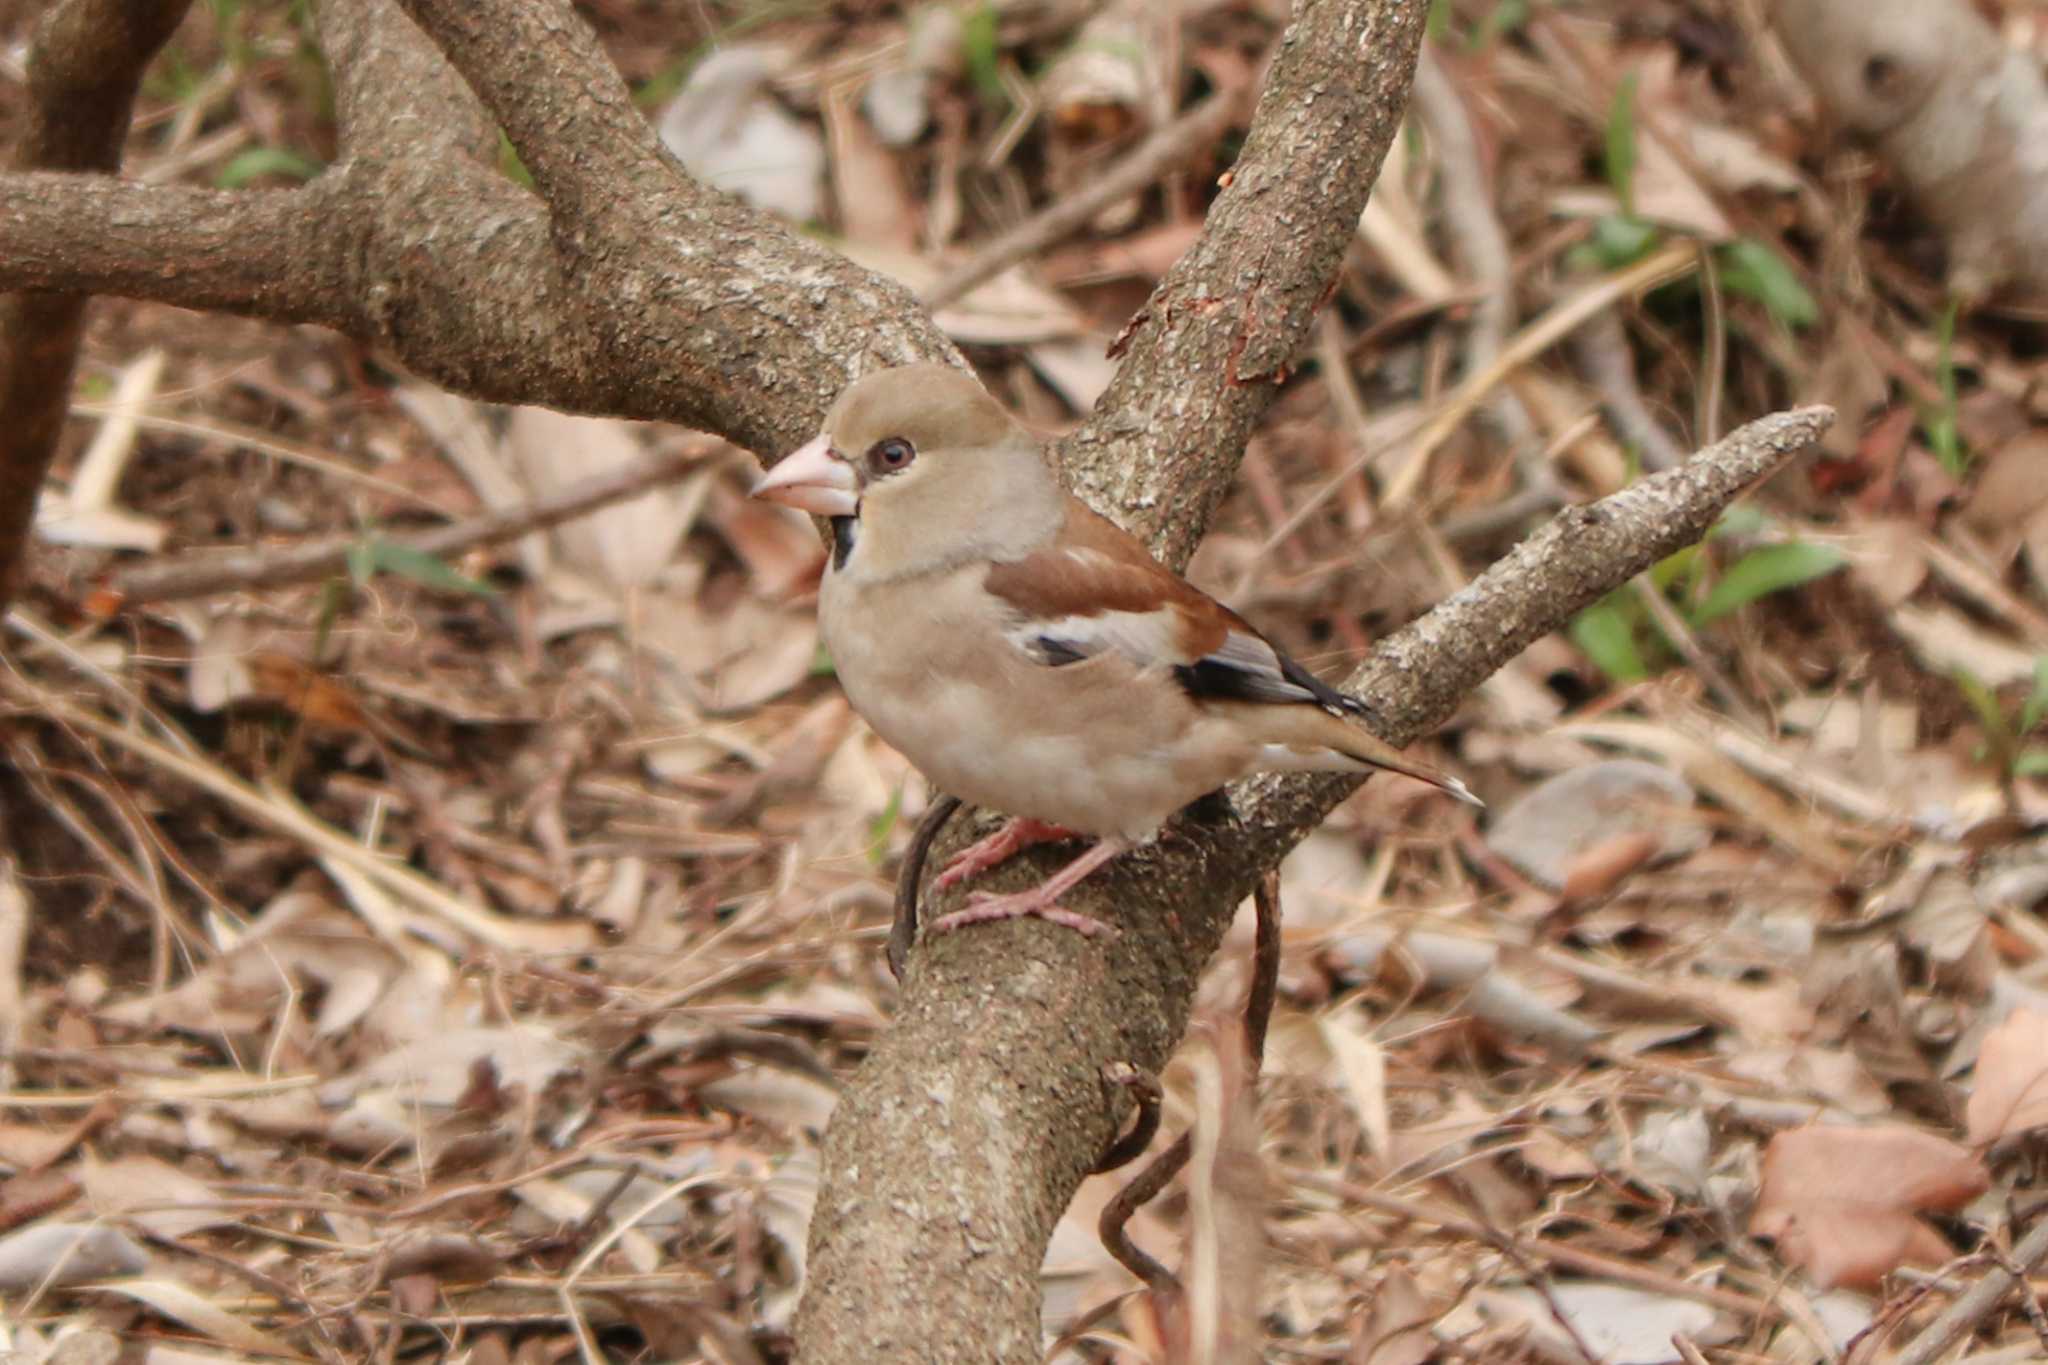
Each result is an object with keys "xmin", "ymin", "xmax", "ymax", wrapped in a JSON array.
[{"xmin": 1005, "ymin": 607, "xmax": 1184, "ymax": 672}]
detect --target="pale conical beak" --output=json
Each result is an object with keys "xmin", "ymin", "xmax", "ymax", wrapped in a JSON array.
[{"xmin": 751, "ymin": 434, "xmax": 859, "ymax": 518}]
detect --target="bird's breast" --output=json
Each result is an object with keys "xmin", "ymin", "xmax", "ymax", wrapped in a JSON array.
[{"xmin": 818, "ymin": 569, "xmax": 1256, "ymax": 840}]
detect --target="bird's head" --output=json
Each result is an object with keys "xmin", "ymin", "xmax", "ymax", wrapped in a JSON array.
[{"xmin": 751, "ymin": 364, "xmax": 1063, "ymax": 574}]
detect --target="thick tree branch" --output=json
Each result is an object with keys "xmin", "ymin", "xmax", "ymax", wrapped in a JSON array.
[
  {"xmin": 797, "ymin": 406, "xmax": 1831, "ymax": 1363},
  {"xmin": 1058, "ymin": 0, "xmax": 1429, "ymax": 571},
  {"xmin": 0, "ymin": 0, "xmax": 958, "ymax": 458},
  {"xmin": 797, "ymin": 3, "xmax": 1434, "ymax": 1356},
  {"xmin": 0, "ymin": 0, "xmax": 191, "ymax": 609},
  {"xmin": 320, "ymin": 0, "xmax": 493, "ymax": 162}
]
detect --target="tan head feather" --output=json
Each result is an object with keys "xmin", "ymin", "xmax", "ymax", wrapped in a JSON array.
[{"xmin": 823, "ymin": 365, "xmax": 1064, "ymax": 578}]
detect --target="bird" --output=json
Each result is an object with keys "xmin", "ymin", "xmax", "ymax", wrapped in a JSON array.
[{"xmin": 751, "ymin": 363, "xmax": 1478, "ymax": 941}]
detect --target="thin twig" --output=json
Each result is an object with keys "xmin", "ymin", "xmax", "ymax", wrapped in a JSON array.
[
  {"xmin": 1893, "ymin": 1215, "xmax": 2048, "ymax": 1365},
  {"xmin": 921, "ymin": 94, "xmax": 1237, "ymax": 311},
  {"xmin": 1263, "ymin": 243, "xmax": 1695, "ymax": 552},
  {"xmin": 1296, "ymin": 1170, "xmax": 1778, "ymax": 1321},
  {"xmin": 1093, "ymin": 1064, "xmax": 1164, "ymax": 1175},
  {"xmin": 111, "ymin": 445, "xmax": 706, "ymax": 605},
  {"xmin": 1567, "ymin": 308, "xmax": 1689, "ymax": 472},
  {"xmin": 1098, "ymin": 874, "xmax": 1284, "ymax": 1286},
  {"xmin": 889, "ymin": 795, "xmax": 962, "ymax": 981}
]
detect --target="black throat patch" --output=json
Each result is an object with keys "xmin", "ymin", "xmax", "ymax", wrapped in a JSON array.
[{"xmin": 829, "ymin": 515, "xmax": 858, "ymax": 570}]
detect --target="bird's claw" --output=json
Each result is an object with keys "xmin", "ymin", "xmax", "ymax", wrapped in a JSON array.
[
  {"xmin": 928, "ymin": 889, "xmax": 1116, "ymax": 939},
  {"xmin": 932, "ymin": 818, "xmax": 1079, "ymax": 892}
]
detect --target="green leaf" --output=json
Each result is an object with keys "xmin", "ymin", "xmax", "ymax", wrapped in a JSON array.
[
  {"xmin": 1571, "ymin": 600, "xmax": 1648, "ymax": 683},
  {"xmin": 352, "ymin": 539, "xmax": 497, "ymax": 597},
  {"xmin": 1711, "ymin": 504, "xmax": 1768, "ymax": 540},
  {"xmin": 215, "ymin": 146, "xmax": 322, "ymax": 188},
  {"xmin": 2014, "ymin": 748, "xmax": 2048, "ymax": 778},
  {"xmin": 1648, "ymin": 543, "xmax": 1700, "ymax": 594},
  {"xmin": 1954, "ymin": 668, "xmax": 2016, "ymax": 772},
  {"xmin": 345, "ymin": 539, "xmax": 375, "ymax": 587},
  {"xmin": 1923, "ymin": 296, "xmax": 1969, "ymax": 476},
  {"xmin": 1469, "ymin": 0, "xmax": 1529, "ymax": 50},
  {"xmin": 1715, "ymin": 239, "xmax": 1817, "ymax": 330},
  {"xmin": 1693, "ymin": 542, "xmax": 1844, "ymax": 624},
  {"xmin": 962, "ymin": 4, "xmax": 1005, "ymax": 106},
  {"xmin": 497, "ymin": 130, "xmax": 534, "ymax": 189},
  {"xmin": 1605, "ymin": 72, "xmax": 1639, "ymax": 215},
  {"xmin": 1570, "ymin": 214, "xmax": 1660, "ymax": 272},
  {"xmin": 2022, "ymin": 656, "xmax": 2048, "ymax": 734},
  {"xmin": 866, "ymin": 786, "xmax": 905, "ymax": 867}
]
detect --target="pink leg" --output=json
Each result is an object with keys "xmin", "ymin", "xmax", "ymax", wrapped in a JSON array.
[
  {"xmin": 934, "ymin": 817, "xmax": 1082, "ymax": 892},
  {"xmin": 928, "ymin": 838, "xmax": 1131, "ymax": 940}
]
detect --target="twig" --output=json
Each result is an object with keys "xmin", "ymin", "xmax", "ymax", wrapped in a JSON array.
[
  {"xmin": 921, "ymin": 94, "xmax": 1237, "ymax": 311},
  {"xmin": 1097, "ymin": 874, "xmax": 1284, "ymax": 1286},
  {"xmin": 1100, "ymin": 1134, "xmax": 1190, "ymax": 1295},
  {"xmin": 3, "ymin": 669, "xmax": 588, "ymax": 952},
  {"xmin": 1093, "ymin": 1064, "xmax": 1164, "ymax": 1175},
  {"xmin": 888, "ymin": 795, "xmax": 962, "ymax": 981},
  {"xmin": 110, "ymin": 445, "xmax": 705, "ymax": 605},
  {"xmin": 1893, "ymin": 1215, "xmax": 2048, "ymax": 1365},
  {"xmin": 0, "ymin": 860, "xmax": 26, "ymax": 1090},
  {"xmin": 1296, "ymin": 1171, "xmax": 1777, "ymax": 1321},
  {"xmin": 0, "ymin": 0, "xmax": 192, "ymax": 610},
  {"xmin": 1262, "ymin": 243, "xmax": 1695, "ymax": 554},
  {"xmin": 1245, "ymin": 872, "xmax": 1281, "ymax": 1070},
  {"xmin": 1567, "ymin": 308, "xmax": 1689, "ymax": 472},
  {"xmin": 1410, "ymin": 47, "xmax": 1543, "ymax": 466}
]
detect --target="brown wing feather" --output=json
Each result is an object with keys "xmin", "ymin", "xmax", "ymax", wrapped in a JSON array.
[{"xmin": 983, "ymin": 500, "xmax": 1236, "ymax": 659}]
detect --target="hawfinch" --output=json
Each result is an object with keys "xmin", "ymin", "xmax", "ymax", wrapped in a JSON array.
[{"xmin": 752, "ymin": 364, "xmax": 1476, "ymax": 939}]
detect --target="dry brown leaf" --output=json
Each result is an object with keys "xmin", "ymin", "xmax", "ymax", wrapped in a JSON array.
[
  {"xmin": 1966, "ymin": 1007, "xmax": 2048, "ymax": 1144},
  {"xmin": 1347, "ymin": 1264, "xmax": 1438, "ymax": 1365},
  {"xmin": 0, "ymin": 1167, "xmax": 79, "ymax": 1232},
  {"xmin": 1556, "ymin": 829, "xmax": 1662, "ymax": 902},
  {"xmin": 825, "ymin": 81, "xmax": 919, "ymax": 251},
  {"xmin": 1749, "ymin": 1123, "xmax": 1987, "ymax": 1288},
  {"xmin": 0, "ymin": 1223, "xmax": 148, "ymax": 1289},
  {"xmin": 1485, "ymin": 759, "xmax": 1704, "ymax": 890},
  {"xmin": 92, "ymin": 1279, "xmax": 296, "ymax": 1357},
  {"xmin": 82, "ymin": 1153, "xmax": 235, "ymax": 1239}
]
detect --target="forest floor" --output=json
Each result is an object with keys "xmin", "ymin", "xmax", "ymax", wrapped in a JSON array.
[{"xmin": 3, "ymin": 1, "xmax": 2048, "ymax": 1361}]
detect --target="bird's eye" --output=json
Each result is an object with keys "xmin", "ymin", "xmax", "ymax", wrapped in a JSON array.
[{"xmin": 867, "ymin": 437, "xmax": 915, "ymax": 475}]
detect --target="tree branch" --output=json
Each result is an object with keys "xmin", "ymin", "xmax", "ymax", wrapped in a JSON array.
[
  {"xmin": 0, "ymin": 0, "xmax": 959, "ymax": 459},
  {"xmin": 0, "ymin": 0, "xmax": 192, "ymax": 609},
  {"xmin": 797, "ymin": 405, "xmax": 1831, "ymax": 1362},
  {"xmin": 1057, "ymin": 0, "xmax": 1430, "ymax": 571}
]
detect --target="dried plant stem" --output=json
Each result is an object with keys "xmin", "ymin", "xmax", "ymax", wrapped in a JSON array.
[
  {"xmin": 2, "ymin": 668, "xmax": 586, "ymax": 953},
  {"xmin": 1299, "ymin": 1172, "xmax": 1777, "ymax": 1320},
  {"xmin": 922, "ymin": 94, "xmax": 1238, "ymax": 311},
  {"xmin": 1892, "ymin": 1216, "xmax": 2048, "ymax": 1365},
  {"xmin": 1098, "ymin": 873, "xmax": 1282, "ymax": 1291},
  {"xmin": 111, "ymin": 445, "xmax": 703, "ymax": 605}
]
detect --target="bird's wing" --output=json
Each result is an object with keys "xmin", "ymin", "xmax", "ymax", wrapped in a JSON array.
[{"xmin": 982, "ymin": 500, "xmax": 1362, "ymax": 716}]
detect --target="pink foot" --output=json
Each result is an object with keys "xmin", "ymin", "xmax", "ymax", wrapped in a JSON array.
[
  {"xmin": 925, "ymin": 837, "xmax": 1133, "ymax": 941},
  {"xmin": 934, "ymin": 818, "xmax": 1081, "ymax": 892},
  {"xmin": 928, "ymin": 889, "xmax": 1115, "ymax": 939}
]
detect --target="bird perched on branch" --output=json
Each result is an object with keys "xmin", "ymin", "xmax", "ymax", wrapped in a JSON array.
[{"xmin": 752, "ymin": 364, "xmax": 1476, "ymax": 940}]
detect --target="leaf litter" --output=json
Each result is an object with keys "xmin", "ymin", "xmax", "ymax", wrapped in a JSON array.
[{"xmin": 5, "ymin": 0, "xmax": 2048, "ymax": 1361}]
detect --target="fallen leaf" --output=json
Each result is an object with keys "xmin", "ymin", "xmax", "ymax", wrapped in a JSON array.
[
  {"xmin": 1486, "ymin": 760, "xmax": 1705, "ymax": 890},
  {"xmin": 656, "ymin": 45, "xmax": 823, "ymax": 222},
  {"xmin": 1966, "ymin": 1007, "xmax": 2048, "ymax": 1144},
  {"xmin": 0, "ymin": 1223, "xmax": 148, "ymax": 1289},
  {"xmin": 1750, "ymin": 1124, "xmax": 1987, "ymax": 1288}
]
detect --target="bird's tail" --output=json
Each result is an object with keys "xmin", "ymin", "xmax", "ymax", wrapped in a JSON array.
[{"xmin": 1232, "ymin": 701, "xmax": 1483, "ymax": 806}]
